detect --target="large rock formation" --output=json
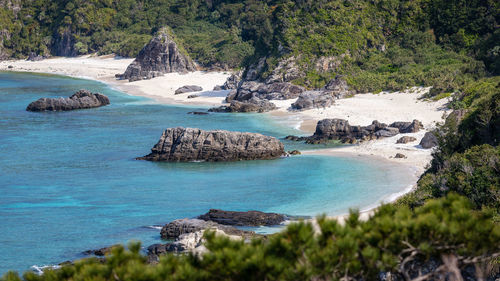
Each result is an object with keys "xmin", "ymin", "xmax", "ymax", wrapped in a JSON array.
[
  {"xmin": 209, "ymin": 97, "xmax": 277, "ymax": 113},
  {"xmin": 117, "ymin": 27, "xmax": 196, "ymax": 82},
  {"xmin": 198, "ymin": 209, "xmax": 286, "ymax": 226},
  {"xmin": 420, "ymin": 132, "xmax": 439, "ymax": 148},
  {"xmin": 230, "ymin": 81, "xmax": 304, "ymax": 102},
  {"xmin": 137, "ymin": 127, "xmax": 285, "ymax": 162},
  {"xmin": 291, "ymin": 91, "xmax": 335, "ymax": 111},
  {"xmin": 287, "ymin": 118, "xmax": 424, "ymax": 144},
  {"xmin": 160, "ymin": 218, "xmax": 254, "ymax": 240},
  {"xmin": 26, "ymin": 90, "xmax": 110, "ymax": 112}
]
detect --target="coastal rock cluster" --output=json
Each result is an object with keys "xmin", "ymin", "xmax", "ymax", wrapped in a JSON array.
[
  {"xmin": 286, "ymin": 119, "xmax": 423, "ymax": 144},
  {"xmin": 174, "ymin": 85, "xmax": 202, "ymax": 95},
  {"xmin": 137, "ymin": 127, "xmax": 285, "ymax": 162},
  {"xmin": 117, "ymin": 27, "xmax": 196, "ymax": 82},
  {"xmin": 146, "ymin": 209, "xmax": 286, "ymax": 262},
  {"xmin": 26, "ymin": 90, "xmax": 110, "ymax": 111}
]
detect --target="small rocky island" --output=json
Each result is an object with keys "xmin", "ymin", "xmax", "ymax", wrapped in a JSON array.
[
  {"xmin": 137, "ymin": 127, "xmax": 285, "ymax": 162},
  {"xmin": 26, "ymin": 89, "xmax": 110, "ymax": 112}
]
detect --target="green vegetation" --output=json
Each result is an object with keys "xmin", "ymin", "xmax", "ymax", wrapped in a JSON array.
[{"xmin": 2, "ymin": 194, "xmax": 499, "ymax": 281}]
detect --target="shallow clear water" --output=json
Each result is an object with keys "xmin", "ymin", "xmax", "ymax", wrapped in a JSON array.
[{"xmin": 0, "ymin": 72, "xmax": 412, "ymax": 274}]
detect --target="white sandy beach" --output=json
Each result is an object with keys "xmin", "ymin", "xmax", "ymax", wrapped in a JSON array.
[{"xmin": 0, "ymin": 55, "xmax": 450, "ymax": 211}]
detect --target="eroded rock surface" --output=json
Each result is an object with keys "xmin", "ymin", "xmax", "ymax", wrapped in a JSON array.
[
  {"xmin": 291, "ymin": 91, "xmax": 335, "ymax": 111},
  {"xmin": 117, "ymin": 27, "xmax": 196, "ymax": 82},
  {"xmin": 26, "ymin": 90, "xmax": 110, "ymax": 111},
  {"xmin": 175, "ymin": 85, "xmax": 202, "ymax": 95},
  {"xmin": 138, "ymin": 127, "xmax": 285, "ymax": 162},
  {"xmin": 420, "ymin": 132, "xmax": 439, "ymax": 148},
  {"xmin": 210, "ymin": 97, "xmax": 277, "ymax": 113}
]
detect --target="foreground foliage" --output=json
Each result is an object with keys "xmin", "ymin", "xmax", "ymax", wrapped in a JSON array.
[{"xmin": 2, "ymin": 194, "xmax": 499, "ymax": 281}]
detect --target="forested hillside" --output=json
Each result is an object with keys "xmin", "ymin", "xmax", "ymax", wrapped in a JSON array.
[{"xmin": 1, "ymin": 0, "xmax": 498, "ymax": 83}]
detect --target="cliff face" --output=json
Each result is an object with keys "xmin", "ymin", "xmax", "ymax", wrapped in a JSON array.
[
  {"xmin": 0, "ymin": 0, "xmax": 21, "ymax": 60},
  {"xmin": 117, "ymin": 27, "xmax": 196, "ymax": 82},
  {"xmin": 138, "ymin": 127, "xmax": 285, "ymax": 162}
]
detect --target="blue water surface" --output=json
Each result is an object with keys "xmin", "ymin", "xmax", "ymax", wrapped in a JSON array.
[{"xmin": 0, "ymin": 72, "xmax": 411, "ymax": 274}]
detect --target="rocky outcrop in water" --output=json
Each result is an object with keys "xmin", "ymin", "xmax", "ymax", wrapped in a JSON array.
[
  {"xmin": 420, "ymin": 132, "xmax": 439, "ymax": 148},
  {"xmin": 137, "ymin": 127, "xmax": 285, "ymax": 162},
  {"xmin": 198, "ymin": 209, "xmax": 285, "ymax": 226},
  {"xmin": 26, "ymin": 90, "xmax": 110, "ymax": 112},
  {"xmin": 174, "ymin": 85, "xmax": 202, "ymax": 95},
  {"xmin": 209, "ymin": 97, "xmax": 277, "ymax": 113},
  {"xmin": 117, "ymin": 27, "xmax": 196, "ymax": 82},
  {"xmin": 291, "ymin": 91, "xmax": 335, "ymax": 111},
  {"xmin": 82, "ymin": 245, "xmax": 119, "ymax": 256},
  {"xmin": 160, "ymin": 218, "xmax": 254, "ymax": 240}
]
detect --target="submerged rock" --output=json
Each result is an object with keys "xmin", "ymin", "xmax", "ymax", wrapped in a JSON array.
[
  {"xmin": 26, "ymin": 90, "xmax": 110, "ymax": 112},
  {"xmin": 117, "ymin": 27, "xmax": 196, "ymax": 82},
  {"xmin": 198, "ymin": 209, "xmax": 286, "ymax": 226},
  {"xmin": 175, "ymin": 85, "xmax": 203, "ymax": 95},
  {"xmin": 137, "ymin": 127, "xmax": 285, "ymax": 162}
]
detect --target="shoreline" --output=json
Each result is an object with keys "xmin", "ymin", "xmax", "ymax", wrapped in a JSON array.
[{"xmin": 0, "ymin": 55, "xmax": 448, "ymax": 218}]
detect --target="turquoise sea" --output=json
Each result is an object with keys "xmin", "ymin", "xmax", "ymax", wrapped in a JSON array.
[{"xmin": 0, "ymin": 72, "xmax": 413, "ymax": 274}]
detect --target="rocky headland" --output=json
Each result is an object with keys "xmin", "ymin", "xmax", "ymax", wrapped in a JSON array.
[
  {"xmin": 116, "ymin": 27, "xmax": 196, "ymax": 82},
  {"xmin": 137, "ymin": 127, "xmax": 285, "ymax": 162},
  {"xmin": 26, "ymin": 89, "xmax": 110, "ymax": 112}
]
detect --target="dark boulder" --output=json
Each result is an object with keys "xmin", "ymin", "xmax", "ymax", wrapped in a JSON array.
[
  {"xmin": 389, "ymin": 120, "xmax": 423, "ymax": 133},
  {"xmin": 117, "ymin": 27, "xmax": 196, "ymax": 82},
  {"xmin": 394, "ymin": 153, "xmax": 407, "ymax": 159},
  {"xmin": 396, "ymin": 136, "xmax": 417, "ymax": 144},
  {"xmin": 291, "ymin": 91, "xmax": 335, "ymax": 111},
  {"xmin": 137, "ymin": 127, "xmax": 285, "ymax": 162},
  {"xmin": 198, "ymin": 209, "xmax": 286, "ymax": 226},
  {"xmin": 82, "ymin": 245, "xmax": 119, "ymax": 256},
  {"xmin": 26, "ymin": 90, "xmax": 110, "ymax": 112},
  {"xmin": 175, "ymin": 85, "xmax": 203, "ymax": 95},
  {"xmin": 210, "ymin": 98, "xmax": 277, "ymax": 113},
  {"xmin": 420, "ymin": 132, "xmax": 439, "ymax": 149},
  {"xmin": 187, "ymin": 111, "xmax": 208, "ymax": 115},
  {"xmin": 287, "ymin": 150, "xmax": 301, "ymax": 155}
]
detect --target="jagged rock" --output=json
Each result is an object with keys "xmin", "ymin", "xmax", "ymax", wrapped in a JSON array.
[
  {"xmin": 396, "ymin": 136, "xmax": 417, "ymax": 144},
  {"xmin": 198, "ymin": 209, "xmax": 285, "ymax": 226},
  {"xmin": 321, "ymin": 76, "xmax": 356, "ymax": 99},
  {"xmin": 174, "ymin": 85, "xmax": 202, "ymax": 95},
  {"xmin": 230, "ymin": 81, "xmax": 305, "ymax": 103},
  {"xmin": 389, "ymin": 120, "xmax": 423, "ymax": 133},
  {"xmin": 220, "ymin": 71, "xmax": 243, "ymax": 90},
  {"xmin": 26, "ymin": 89, "xmax": 110, "ymax": 112},
  {"xmin": 394, "ymin": 153, "xmax": 407, "ymax": 159},
  {"xmin": 225, "ymin": 90, "xmax": 237, "ymax": 102},
  {"xmin": 160, "ymin": 218, "xmax": 254, "ymax": 240},
  {"xmin": 210, "ymin": 98, "xmax": 277, "ymax": 113},
  {"xmin": 303, "ymin": 119, "xmax": 423, "ymax": 144},
  {"xmin": 244, "ymin": 57, "xmax": 266, "ymax": 81},
  {"xmin": 265, "ymin": 56, "xmax": 303, "ymax": 83},
  {"xmin": 287, "ymin": 150, "xmax": 301, "ymax": 155},
  {"xmin": 137, "ymin": 127, "xmax": 285, "ymax": 162},
  {"xmin": 27, "ymin": 52, "xmax": 44, "ymax": 61},
  {"xmin": 82, "ymin": 245, "xmax": 119, "ymax": 256},
  {"xmin": 420, "ymin": 132, "xmax": 438, "ymax": 149},
  {"xmin": 291, "ymin": 91, "xmax": 335, "ymax": 111},
  {"xmin": 117, "ymin": 27, "xmax": 196, "ymax": 82}
]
